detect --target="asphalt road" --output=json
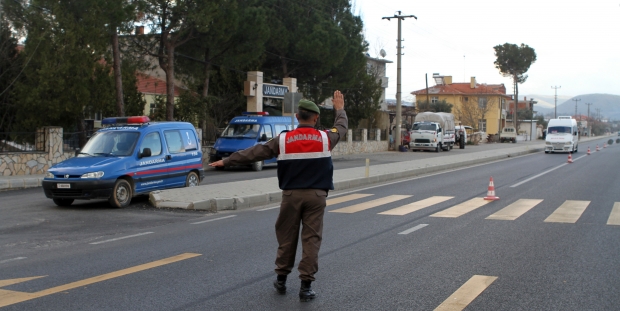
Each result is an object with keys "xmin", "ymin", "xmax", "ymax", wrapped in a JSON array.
[{"xmin": 1, "ymin": 141, "xmax": 619, "ymax": 310}]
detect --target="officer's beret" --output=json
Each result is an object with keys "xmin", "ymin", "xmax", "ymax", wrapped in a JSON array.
[{"xmin": 298, "ymin": 99, "xmax": 320, "ymax": 115}]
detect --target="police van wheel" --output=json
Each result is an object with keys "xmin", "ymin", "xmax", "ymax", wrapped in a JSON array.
[
  {"xmin": 251, "ymin": 161, "xmax": 263, "ymax": 171},
  {"xmin": 53, "ymin": 198, "xmax": 74, "ymax": 207},
  {"xmin": 109, "ymin": 179, "xmax": 132, "ymax": 208},
  {"xmin": 186, "ymin": 171, "xmax": 200, "ymax": 187}
]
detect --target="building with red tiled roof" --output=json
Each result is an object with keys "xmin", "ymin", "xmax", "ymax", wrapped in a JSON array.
[
  {"xmin": 411, "ymin": 74, "xmax": 511, "ymax": 135},
  {"xmin": 135, "ymin": 73, "xmax": 185, "ymax": 116}
]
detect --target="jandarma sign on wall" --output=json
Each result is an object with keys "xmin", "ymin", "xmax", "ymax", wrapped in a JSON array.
[{"xmin": 263, "ymin": 84, "xmax": 288, "ymax": 98}]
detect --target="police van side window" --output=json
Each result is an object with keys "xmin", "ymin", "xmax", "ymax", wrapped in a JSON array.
[
  {"xmin": 140, "ymin": 132, "xmax": 162, "ymax": 156},
  {"xmin": 262, "ymin": 125, "xmax": 273, "ymax": 139},
  {"xmin": 164, "ymin": 130, "xmax": 185, "ymax": 154},
  {"xmin": 275, "ymin": 124, "xmax": 287, "ymax": 135}
]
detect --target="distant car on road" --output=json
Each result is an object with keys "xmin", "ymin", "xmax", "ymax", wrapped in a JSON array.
[
  {"xmin": 42, "ymin": 116, "xmax": 204, "ymax": 208},
  {"xmin": 500, "ymin": 127, "xmax": 517, "ymax": 143}
]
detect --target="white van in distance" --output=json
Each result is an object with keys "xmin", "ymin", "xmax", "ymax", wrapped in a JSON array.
[{"xmin": 545, "ymin": 116, "xmax": 579, "ymax": 153}]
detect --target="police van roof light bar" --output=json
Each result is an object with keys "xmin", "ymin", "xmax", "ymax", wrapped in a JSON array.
[
  {"xmin": 102, "ymin": 116, "xmax": 151, "ymax": 125},
  {"xmin": 242, "ymin": 112, "xmax": 269, "ymax": 116}
]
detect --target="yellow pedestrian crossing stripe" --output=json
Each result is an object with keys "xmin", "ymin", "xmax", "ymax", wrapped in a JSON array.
[
  {"xmin": 326, "ymin": 193, "xmax": 620, "ymax": 226},
  {"xmin": 544, "ymin": 200, "xmax": 589, "ymax": 223},
  {"xmin": 379, "ymin": 196, "xmax": 454, "ymax": 216},
  {"xmin": 607, "ymin": 202, "xmax": 620, "ymax": 225},
  {"xmin": 430, "ymin": 198, "xmax": 491, "ymax": 218},
  {"xmin": 486, "ymin": 199, "xmax": 543, "ymax": 221},
  {"xmin": 329, "ymin": 195, "xmax": 411, "ymax": 214},
  {"xmin": 434, "ymin": 275, "xmax": 498, "ymax": 311},
  {"xmin": 326, "ymin": 193, "xmax": 373, "ymax": 206}
]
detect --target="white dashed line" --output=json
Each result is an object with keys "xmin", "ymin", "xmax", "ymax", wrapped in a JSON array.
[
  {"xmin": 90, "ymin": 232, "xmax": 154, "ymax": 245},
  {"xmin": 191, "ymin": 215, "xmax": 237, "ymax": 224},
  {"xmin": 0, "ymin": 257, "xmax": 27, "ymax": 264},
  {"xmin": 398, "ymin": 224, "xmax": 428, "ymax": 235}
]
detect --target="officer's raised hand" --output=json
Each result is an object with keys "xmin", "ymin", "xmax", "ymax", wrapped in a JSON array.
[{"xmin": 333, "ymin": 90, "xmax": 344, "ymax": 110}]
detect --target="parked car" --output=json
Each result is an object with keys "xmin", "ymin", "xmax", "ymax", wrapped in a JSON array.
[
  {"xmin": 500, "ymin": 127, "xmax": 517, "ymax": 143},
  {"xmin": 42, "ymin": 116, "xmax": 204, "ymax": 208}
]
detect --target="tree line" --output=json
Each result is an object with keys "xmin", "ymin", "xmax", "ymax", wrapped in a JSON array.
[{"xmin": 0, "ymin": 0, "xmax": 384, "ymax": 140}]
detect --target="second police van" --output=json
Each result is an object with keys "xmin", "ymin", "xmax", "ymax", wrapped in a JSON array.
[
  {"xmin": 209, "ymin": 112, "xmax": 298, "ymax": 171},
  {"xmin": 42, "ymin": 116, "xmax": 204, "ymax": 208}
]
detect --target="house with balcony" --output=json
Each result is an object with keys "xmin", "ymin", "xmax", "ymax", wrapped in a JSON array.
[{"xmin": 411, "ymin": 74, "xmax": 511, "ymax": 135}]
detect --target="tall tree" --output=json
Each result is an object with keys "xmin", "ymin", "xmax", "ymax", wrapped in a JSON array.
[
  {"xmin": 493, "ymin": 43, "xmax": 536, "ymax": 130},
  {"xmin": 5, "ymin": 0, "xmax": 115, "ymax": 142},
  {"xmin": 0, "ymin": 18, "xmax": 21, "ymax": 132},
  {"xmin": 134, "ymin": 0, "xmax": 217, "ymax": 120},
  {"xmin": 175, "ymin": 0, "xmax": 269, "ymax": 132},
  {"xmin": 103, "ymin": 0, "xmax": 138, "ymax": 117}
]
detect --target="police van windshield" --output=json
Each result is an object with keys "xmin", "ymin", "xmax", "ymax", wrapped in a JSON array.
[
  {"xmin": 221, "ymin": 124, "xmax": 261, "ymax": 138},
  {"xmin": 413, "ymin": 123, "xmax": 437, "ymax": 131},
  {"xmin": 80, "ymin": 131, "xmax": 139, "ymax": 156},
  {"xmin": 548, "ymin": 126, "xmax": 571, "ymax": 134}
]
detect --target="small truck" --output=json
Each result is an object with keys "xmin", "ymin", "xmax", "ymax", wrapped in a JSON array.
[
  {"xmin": 409, "ymin": 112, "xmax": 457, "ymax": 152},
  {"xmin": 500, "ymin": 127, "xmax": 517, "ymax": 143}
]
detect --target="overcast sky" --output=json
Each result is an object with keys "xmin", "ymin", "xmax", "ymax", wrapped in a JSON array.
[{"xmin": 353, "ymin": 0, "xmax": 620, "ymax": 104}]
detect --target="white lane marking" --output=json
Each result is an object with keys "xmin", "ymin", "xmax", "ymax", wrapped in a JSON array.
[
  {"xmin": 608, "ymin": 203, "xmax": 620, "ymax": 226},
  {"xmin": 398, "ymin": 224, "xmax": 428, "ymax": 235},
  {"xmin": 257, "ymin": 206, "xmax": 279, "ymax": 211},
  {"xmin": 0, "ymin": 257, "xmax": 27, "ymax": 264},
  {"xmin": 191, "ymin": 215, "xmax": 237, "ymax": 224},
  {"xmin": 511, "ymin": 163, "xmax": 567, "ymax": 187},
  {"xmin": 90, "ymin": 232, "xmax": 154, "ymax": 245}
]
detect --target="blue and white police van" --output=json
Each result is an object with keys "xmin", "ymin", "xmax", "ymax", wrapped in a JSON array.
[
  {"xmin": 209, "ymin": 112, "xmax": 298, "ymax": 171},
  {"xmin": 42, "ymin": 116, "xmax": 205, "ymax": 208}
]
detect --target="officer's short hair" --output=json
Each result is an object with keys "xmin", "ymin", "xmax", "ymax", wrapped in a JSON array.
[{"xmin": 298, "ymin": 108, "xmax": 317, "ymax": 121}]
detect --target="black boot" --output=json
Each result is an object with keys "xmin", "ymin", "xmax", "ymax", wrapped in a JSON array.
[
  {"xmin": 299, "ymin": 280, "xmax": 316, "ymax": 302},
  {"xmin": 273, "ymin": 275, "xmax": 287, "ymax": 294}
]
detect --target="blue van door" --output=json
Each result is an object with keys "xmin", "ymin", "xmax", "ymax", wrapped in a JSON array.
[
  {"xmin": 163, "ymin": 129, "xmax": 201, "ymax": 187},
  {"xmin": 134, "ymin": 131, "xmax": 170, "ymax": 193}
]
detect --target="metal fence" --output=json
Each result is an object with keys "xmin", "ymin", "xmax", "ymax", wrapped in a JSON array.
[
  {"xmin": 381, "ymin": 129, "xmax": 388, "ymax": 141},
  {"xmin": 63, "ymin": 131, "xmax": 95, "ymax": 152},
  {"xmin": 0, "ymin": 132, "xmax": 46, "ymax": 152},
  {"xmin": 351, "ymin": 129, "xmax": 364, "ymax": 141}
]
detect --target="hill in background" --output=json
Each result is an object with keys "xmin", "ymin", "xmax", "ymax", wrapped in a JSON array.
[{"xmin": 526, "ymin": 93, "xmax": 620, "ymax": 120}]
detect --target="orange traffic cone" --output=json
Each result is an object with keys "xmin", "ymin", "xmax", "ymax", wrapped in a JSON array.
[
  {"xmin": 604, "ymin": 143, "xmax": 607, "ymax": 148},
  {"xmin": 567, "ymin": 152, "xmax": 573, "ymax": 163},
  {"xmin": 587, "ymin": 147, "xmax": 591, "ymax": 155},
  {"xmin": 596, "ymin": 144, "xmax": 600, "ymax": 151},
  {"xmin": 483, "ymin": 177, "xmax": 499, "ymax": 200}
]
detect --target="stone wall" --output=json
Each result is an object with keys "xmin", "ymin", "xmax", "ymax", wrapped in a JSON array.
[
  {"xmin": 0, "ymin": 127, "xmax": 73, "ymax": 176},
  {"xmin": 201, "ymin": 128, "xmax": 388, "ymax": 163}
]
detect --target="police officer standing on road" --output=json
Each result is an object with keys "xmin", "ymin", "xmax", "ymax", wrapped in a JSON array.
[{"xmin": 209, "ymin": 90, "xmax": 347, "ymax": 302}]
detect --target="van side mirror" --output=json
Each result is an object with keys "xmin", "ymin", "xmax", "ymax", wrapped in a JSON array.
[
  {"xmin": 260, "ymin": 134, "xmax": 268, "ymax": 142},
  {"xmin": 438, "ymin": 128, "xmax": 442, "ymax": 133},
  {"xmin": 74, "ymin": 148, "xmax": 81, "ymax": 157},
  {"xmin": 139, "ymin": 148, "xmax": 151, "ymax": 158}
]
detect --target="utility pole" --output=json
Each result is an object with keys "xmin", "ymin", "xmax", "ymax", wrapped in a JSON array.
[
  {"xmin": 585, "ymin": 102, "xmax": 593, "ymax": 136},
  {"xmin": 572, "ymin": 97, "xmax": 581, "ymax": 119},
  {"xmin": 383, "ymin": 11, "xmax": 417, "ymax": 150},
  {"xmin": 551, "ymin": 86, "xmax": 561, "ymax": 118}
]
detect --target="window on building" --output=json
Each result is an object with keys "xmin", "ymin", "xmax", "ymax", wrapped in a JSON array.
[
  {"xmin": 431, "ymin": 96, "xmax": 439, "ymax": 104},
  {"xmin": 150, "ymin": 103, "xmax": 156, "ymax": 115},
  {"xmin": 478, "ymin": 97, "xmax": 488, "ymax": 109},
  {"xmin": 463, "ymin": 97, "xmax": 468, "ymax": 102},
  {"xmin": 501, "ymin": 98, "xmax": 506, "ymax": 110},
  {"xmin": 479, "ymin": 119, "xmax": 487, "ymax": 132}
]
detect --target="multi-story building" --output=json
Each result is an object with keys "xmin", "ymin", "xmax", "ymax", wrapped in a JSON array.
[{"xmin": 411, "ymin": 74, "xmax": 511, "ymax": 135}]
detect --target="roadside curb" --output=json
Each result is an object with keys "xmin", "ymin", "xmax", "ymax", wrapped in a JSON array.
[
  {"xmin": 150, "ymin": 146, "xmax": 544, "ymax": 212},
  {"xmin": 0, "ymin": 177, "xmax": 44, "ymax": 191}
]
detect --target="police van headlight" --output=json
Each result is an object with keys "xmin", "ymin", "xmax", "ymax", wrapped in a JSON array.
[
  {"xmin": 565, "ymin": 142, "xmax": 572, "ymax": 145},
  {"xmin": 545, "ymin": 141, "xmax": 552, "ymax": 145},
  {"xmin": 81, "ymin": 171, "xmax": 105, "ymax": 179},
  {"xmin": 45, "ymin": 171, "xmax": 54, "ymax": 178}
]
